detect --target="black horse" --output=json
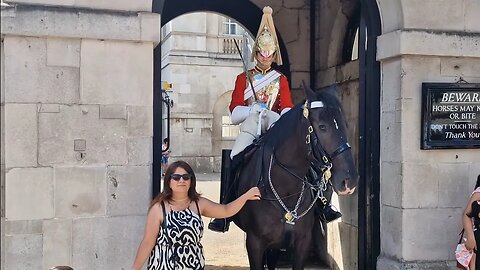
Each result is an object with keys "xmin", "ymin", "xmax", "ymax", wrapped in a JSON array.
[{"xmin": 231, "ymin": 85, "xmax": 358, "ymax": 270}]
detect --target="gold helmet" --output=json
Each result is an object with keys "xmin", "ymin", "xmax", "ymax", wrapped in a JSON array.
[{"xmin": 251, "ymin": 6, "xmax": 282, "ymax": 65}]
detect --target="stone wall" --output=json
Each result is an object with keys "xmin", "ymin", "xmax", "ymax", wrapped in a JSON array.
[
  {"xmin": 376, "ymin": 0, "xmax": 480, "ymax": 269},
  {"xmin": 1, "ymin": 1, "xmax": 158, "ymax": 268}
]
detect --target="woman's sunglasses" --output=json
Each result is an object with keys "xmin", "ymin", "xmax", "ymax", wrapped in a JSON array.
[{"xmin": 170, "ymin": 174, "xmax": 192, "ymax": 181}]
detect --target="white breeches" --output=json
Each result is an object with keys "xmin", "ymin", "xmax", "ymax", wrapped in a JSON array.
[{"xmin": 230, "ymin": 109, "xmax": 280, "ymax": 158}]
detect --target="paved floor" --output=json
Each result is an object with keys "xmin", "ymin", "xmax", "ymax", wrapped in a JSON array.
[
  {"xmin": 196, "ymin": 175, "xmax": 249, "ymax": 268},
  {"xmin": 196, "ymin": 173, "xmax": 329, "ymax": 270}
]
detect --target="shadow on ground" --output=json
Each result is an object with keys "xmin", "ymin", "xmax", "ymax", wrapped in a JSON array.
[
  {"xmin": 206, "ymin": 266, "xmax": 330, "ymax": 270},
  {"xmin": 206, "ymin": 266, "xmax": 248, "ymax": 270}
]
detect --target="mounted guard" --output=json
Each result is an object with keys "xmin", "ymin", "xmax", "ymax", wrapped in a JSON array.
[
  {"xmin": 229, "ymin": 6, "xmax": 292, "ymax": 158},
  {"xmin": 208, "ymin": 6, "xmax": 342, "ymax": 233}
]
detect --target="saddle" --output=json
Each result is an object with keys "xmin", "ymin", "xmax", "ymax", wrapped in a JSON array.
[{"xmin": 224, "ymin": 137, "xmax": 270, "ymax": 204}]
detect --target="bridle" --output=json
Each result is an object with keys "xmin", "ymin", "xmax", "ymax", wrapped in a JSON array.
[
  {"xmin": 304, "ymin": 100, "xmax": 351, "ymax": 180},
  {"xmin": 271, "ymin": 100, "xmax": 351, "ymax": 185},
  {"xmin": 265, "ymin": 99, "xmax": 352, "ymax": 224}
]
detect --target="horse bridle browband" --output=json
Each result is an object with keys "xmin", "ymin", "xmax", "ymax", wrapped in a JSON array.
[{"xmin": 304, "ymin": 100, "xmax": 351, "ymax": 179}]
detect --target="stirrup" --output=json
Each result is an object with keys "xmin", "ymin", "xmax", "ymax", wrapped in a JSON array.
[{"xmin": 208, "ymin": 218, "xmax": 230, "ymax": 233}]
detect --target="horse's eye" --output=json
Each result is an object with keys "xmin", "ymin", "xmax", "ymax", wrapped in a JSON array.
[{"xmin": 319, "ymin": 125, "xmax": 327, "ymax": 131}]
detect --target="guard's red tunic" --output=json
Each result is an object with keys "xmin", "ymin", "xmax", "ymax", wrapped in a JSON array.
[{"xmin": 229, "ymin": 69, "xmax": 294, "ymax": 114}]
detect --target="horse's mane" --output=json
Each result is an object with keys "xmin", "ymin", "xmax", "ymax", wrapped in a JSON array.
[
  {"xmin": 262, "ymin": 103, "xmax": 303, "ymax": 149},
  {"xmin": 261, "ymin": 88, "xmax": 342, "ymax": 149}
]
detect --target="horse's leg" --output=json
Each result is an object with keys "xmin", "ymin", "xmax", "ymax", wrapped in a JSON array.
[
  {"xmin": 246, "ymin": 235, "xmax": 266, "ymax": 270},
  {"xmin": 292, "ymin": 232, "xmax": 313, "ymax": 270},
  {"xmin": 265, "ymin": 249, "xmax": 279, "ymax": 270},
  {"xmin": 313, "ymin": 221, "xmax": 330, "ymax": 266}
]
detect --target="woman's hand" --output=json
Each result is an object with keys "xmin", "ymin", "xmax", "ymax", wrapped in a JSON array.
[
  {"xmin": 199, "ymin": 187, "xmax": 261, "ymax": 219},
  {"xmin": 244, "ymin": 187, "xmax": 261, "ymax": 201},
  {"xmin": 465, "ymin": 235, "xmax": 476, "ymax": 251}
]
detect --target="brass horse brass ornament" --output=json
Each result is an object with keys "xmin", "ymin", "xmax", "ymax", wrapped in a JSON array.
[
  {"xmin": 284, "ymin": 211, "xmax": 294, "ymax": 223},
  {"xmin": 323, "ymin": 168, "xmax": 332, "ymax": 181},
  {"xmin": 303, "ymin": 100, "xmax": 309, "ymax": 118}
]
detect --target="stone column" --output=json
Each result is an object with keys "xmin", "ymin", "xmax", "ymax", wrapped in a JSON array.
[
  {"xmin": 376, "ymin": 1, "xmax": 480, "ymax": 269},
  {"xmin": 0, "ymin": 0, "xmax": 159, "ymax": 268}
]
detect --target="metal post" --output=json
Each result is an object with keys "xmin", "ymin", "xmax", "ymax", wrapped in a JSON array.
[
  {"xmin": 153, "ymin": 44, "xmax": 163, "ymax": 199},
  {"xmin": 358, "ymin": 1, "xmax": 381, "ymax": 269}
]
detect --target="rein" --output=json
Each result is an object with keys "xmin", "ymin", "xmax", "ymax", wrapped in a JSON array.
[{"xmin": 267, "ymin": 154, "xmax": 321, "ymax": 224}]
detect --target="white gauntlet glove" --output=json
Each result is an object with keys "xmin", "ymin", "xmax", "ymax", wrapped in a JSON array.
[
  {"xmin": 250, "ymin": 103, "xmax": 266, "ymax": 114},
  {"xmin": 231, "ymin": 106, "xmax": 250, "ymax": 125},
  {"xmin": 231, "ymin": 103, "xmax": 269, "ymax": 125}
]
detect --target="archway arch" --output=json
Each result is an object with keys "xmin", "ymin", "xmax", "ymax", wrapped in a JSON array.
[
  {"xmin": 156, "ymin": 0, "xmax": 291, "ymax": 78},
  {"xmin": 375, "ymin": 0, "xmax": 404, "ymax": 33}
]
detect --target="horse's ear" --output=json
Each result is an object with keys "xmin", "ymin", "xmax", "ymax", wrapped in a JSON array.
[
  {"xmin": 323, "ymin": 84, "xmax": 338, "ymax": 97},
  {"xmin": 302, "ymin": 81, "xmax": 316, "ymax": 101}
]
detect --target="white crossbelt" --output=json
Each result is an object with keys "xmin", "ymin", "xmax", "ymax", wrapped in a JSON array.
[
  {"xmin": 243, "ymin": 70, "xmax": 282, "ymax": 101},
  {"xmin": 257, "ymin": 110, "xmax": 264, "ymax": 135}
]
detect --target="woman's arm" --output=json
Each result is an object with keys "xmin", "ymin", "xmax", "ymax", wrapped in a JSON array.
[
  {"xmin": 199, "ymin": 187, "xmax": 261, "ymax": 219},
  {"xmin": 132, "ymin": 203, "xmax": 162, "ymax": 270},
  {"xmin": 463, "ymin": 193, "xmax": 480, "ymax": 251}
]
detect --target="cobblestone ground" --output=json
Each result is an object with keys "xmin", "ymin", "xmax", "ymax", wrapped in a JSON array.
[
  {"xmin": 197, "ymin": 174, "xmax": 329, "ymax": 270},
  {"xmin": 196, "ymin": 176, "xmax": 249, "ymax": 268}
]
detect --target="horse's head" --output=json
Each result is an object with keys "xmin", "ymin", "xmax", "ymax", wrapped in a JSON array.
[{"xmin": 303, "ymin": 84, "xmax": 358, "ymax": 195}]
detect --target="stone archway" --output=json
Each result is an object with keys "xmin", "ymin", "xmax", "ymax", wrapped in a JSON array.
[
  {"xmin": 151, "ymin": 0, "xmax": 293, "ymax": 196},
  {"xmin": 151, "ymin": 1, "xmax": 384, "ymax": 269},
  {"xmin": 156, "ymin": 0, "xmax": 291, "ymax": 78}
]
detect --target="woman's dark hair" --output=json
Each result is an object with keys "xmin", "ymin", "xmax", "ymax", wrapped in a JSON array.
[
  {"xmin": 150, "ymin": 160, "xmax": 201, "ymax": 208},
  {"xmin": 475, "ymin": 174, "xmax": 480, "ymax": 189}
]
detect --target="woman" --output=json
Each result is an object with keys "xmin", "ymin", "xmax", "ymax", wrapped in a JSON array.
[
  {"xmin": 463, "ymin": 174, "xmax": 480, "ymax": 270},
  {"xmin": 133, "ymin": 160, "xmax": 261, "ymax": 270}
]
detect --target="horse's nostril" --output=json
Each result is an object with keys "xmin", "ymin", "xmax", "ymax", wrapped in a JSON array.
[
  {"xmin": 339, "ymin": 178, "xmax": 356, "ymax": 195},
  {"xmin": 344, "ymin": 178, "xmax": 357, "ymax": 189}
]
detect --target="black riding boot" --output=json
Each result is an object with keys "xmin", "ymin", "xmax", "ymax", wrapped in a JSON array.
[
  {"xmin": 307, "ymin": 166, "xmax": 342, "ymax": 223},
  {"xmin": 208, "ymin": 186, "xmax": 233, "ymax": 232},
  {"xmin": 208, "ymin": 217, "xmax": 230, "ymax": 232},
  {"xmin": 316, "ymin": 204, "xmax": 342, "ymax": 223},
  {"xmin": 208, "ymin": 150, "xmax": 234, "ymax": 233}
]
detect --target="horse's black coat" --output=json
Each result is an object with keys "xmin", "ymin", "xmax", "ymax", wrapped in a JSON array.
[{"xmin": 231, "ymin": 85, "xmax": 358, "ymax": 270}]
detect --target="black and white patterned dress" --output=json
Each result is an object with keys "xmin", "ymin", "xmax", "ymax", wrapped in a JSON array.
[{"xmin": 147, "ymin": 201, "xmax": 205, "ymax": 270}]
